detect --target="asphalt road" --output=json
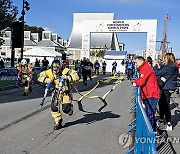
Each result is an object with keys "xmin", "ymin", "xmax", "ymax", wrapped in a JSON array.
[{"xmin": 0, "ymin": 75, "xmax": 134, "ymax": 154}]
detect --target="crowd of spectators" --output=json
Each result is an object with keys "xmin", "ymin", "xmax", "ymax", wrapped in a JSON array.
[{"xmin": 132, "ymin": 53, "xmax": 179, "ymax": 135}]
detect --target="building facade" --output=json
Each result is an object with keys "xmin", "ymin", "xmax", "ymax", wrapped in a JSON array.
[{"xmin": 0, "ymin": 30, "xmax": 67, "ymax": 59}]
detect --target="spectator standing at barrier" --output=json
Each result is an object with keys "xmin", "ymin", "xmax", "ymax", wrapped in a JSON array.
[
  {"xmin": 102, "ymin": 60, "xmax": 107, "ymax": 75},
  {"xmin": 112, "ymin": 60, "xmax": 117, "ymax": 75},
  {"xmin": 132, "ymin": 56, "xmax": 160, "ymax": 133},
  {"xmin": 153, "ymin": 53, "xmax": 178, "ymax": 131},
  {"xmin": 35, "ymin": 58, "xmax": 40, "ymax": 67},
  {"xmin": 147, "ymin": 56, "xmax": 153, "ymax": 67},
  {"xmin": 94, "ymin": 60, "xmax": 100, "ymax": 75},
  {"xmin": 86, "ymin": 58, "xmax": 93, "ymax": 81},
  {"xmin": 17, "ymin": 59, "xmax": 33, "ymax": 96},
  {"xmin": 42, "ymin": 57, "xmax": 49, "ymax": 70},
  {"xmin": 175, "ymin": 59, "xmax": 180, "ymax": 94},
  {"xmin": 146, "ymin": 56, "xmax": 160, "ymax": 118},
  {"xmin": 81, "ymin": 57, "xmax": 88, "ymax": 86}
]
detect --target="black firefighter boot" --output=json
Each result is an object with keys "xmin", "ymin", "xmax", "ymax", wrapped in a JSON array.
[
  {"xmin": 54, "ymin": 118, "xmax": 63, "ymax": 130},
  {"xmin": 23, "ymin": 92, "xmax": 27, "ymax": 96},
  {"xmin": 29, "ymin": 86, "xmax": 32, "ymax": 92}
]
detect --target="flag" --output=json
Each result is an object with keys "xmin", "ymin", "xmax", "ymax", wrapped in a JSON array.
[{"xmin": 165, "ymin": 13, "xmax": 171, "ymax": 20}]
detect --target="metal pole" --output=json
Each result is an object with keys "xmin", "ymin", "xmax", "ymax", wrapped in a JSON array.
[
  {"xmin": 21, "ymin": 0, "xmax": 25, "ymax": 60},
  {"xmin": 162, "ymin": 19, "xmax": 167, "ymax": 60},
  {"xmin": 11, "ymin": 47, "xmax": 15, "ymax": 67}
]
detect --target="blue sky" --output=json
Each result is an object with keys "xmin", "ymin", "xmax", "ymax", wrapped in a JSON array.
[{"xmin": 13, "ymin": 0, "xmax": 180, "ymax": 58}]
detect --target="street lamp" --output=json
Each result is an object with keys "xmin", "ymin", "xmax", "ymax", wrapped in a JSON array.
[{"xmin": 19, "ymin": 0, "xmax": 30, "ymax": 60}]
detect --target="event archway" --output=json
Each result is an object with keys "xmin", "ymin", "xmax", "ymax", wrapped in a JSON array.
[{"xmin": 81, "ymin": 19, "xmax": 157, "ymax": 59}]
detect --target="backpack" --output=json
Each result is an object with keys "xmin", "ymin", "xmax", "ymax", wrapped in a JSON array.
[
  {"xmin": 69, "ymin": 69, "xmax": 80, "ymax": 83},
  {"xmin": 62, "ymin": 68, "xmax": 80, "ymax": 83}
]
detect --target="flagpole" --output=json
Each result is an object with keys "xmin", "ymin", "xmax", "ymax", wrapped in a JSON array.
[
  {"xmin": 162, "ymin": 13, "xmax": 170, "ymax": 60},
  {"xmin": 162, "ymin": 18, "xmax": 167, "ymax": 60}
]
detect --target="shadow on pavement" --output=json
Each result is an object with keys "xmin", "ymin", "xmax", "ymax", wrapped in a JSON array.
[
  {"xmin": 63, "ymin": 111, "xmax": 121, "ymax": 128},
  {"xmin": 157, "ymin": 130, "xmax": 177, "ymax": 154},
  {"xmin": 170, "ymin": 99, "xmax": 180, "ymax": 127},
  {"xmin": 77, "ymin": 98, "xmax": 107, "ymax": 113}
]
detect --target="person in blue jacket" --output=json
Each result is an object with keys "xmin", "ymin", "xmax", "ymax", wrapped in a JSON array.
[
  {"xmin": 102, "ymin": 60, "xmax": 107, "ymax": 75},
  {"xmin": 112, "ymin": 60, "xmax": 117, "ymax": 75},
  {"xmin": 126, "ymin": 59, "xmax": 134, "ymax": 80}
]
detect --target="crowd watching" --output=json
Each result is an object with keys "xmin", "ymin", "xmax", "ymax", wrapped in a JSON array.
[{"xmin": 132, "ymin": 53, "xmax": 179, "ymax": 135}]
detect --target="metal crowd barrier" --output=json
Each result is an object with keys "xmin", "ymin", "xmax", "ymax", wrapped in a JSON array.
[
  {"xmin": 0, "ymin": 68, "xmax": 20, "ymax": 91},
  {"xmin": 126, "ymin": 68, "xmax": 157, "ymax": 154},
  {"xmin": 0, "ymin": 67, "xmax": 43, "ymax": 91}
]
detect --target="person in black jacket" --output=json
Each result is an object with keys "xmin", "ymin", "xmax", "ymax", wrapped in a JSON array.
[
  {"xmin": 80, "ymin": 57, "xmax": 88, "ymax": 86},
  {"xmin": 86, "ymin": 58, "xmax": 93, "ymax": 81},
  {"xmin": 94, "ymin": 60, "xmax": 100, "ymax": 75},
  {"xmin": 153, "ymin": 53, "xmax": 178, "ymax": 131}
]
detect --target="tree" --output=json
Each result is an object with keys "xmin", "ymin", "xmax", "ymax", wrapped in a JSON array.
[
  {"xmin": 0, "ymin": 0, "xmax": 18, "ymax": 46},
  {"xmin": 24, "ymin": 24, "xmax": 44, "ymax": 40}
]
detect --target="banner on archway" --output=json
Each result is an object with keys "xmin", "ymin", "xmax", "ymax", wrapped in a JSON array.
[{"xmin": 81, "ymin": 19, "xmax": 157, "ymax": 59}]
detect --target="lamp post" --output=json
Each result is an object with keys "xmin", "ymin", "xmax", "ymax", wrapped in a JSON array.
[{"xmin": 19, "ymin": 0, "xmax": 30, "ymax": 60}]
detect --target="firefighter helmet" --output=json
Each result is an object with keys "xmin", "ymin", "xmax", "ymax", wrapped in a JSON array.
[{"xmin": 21, "ymin": 59, "xmax": 27, "ymax": 65}]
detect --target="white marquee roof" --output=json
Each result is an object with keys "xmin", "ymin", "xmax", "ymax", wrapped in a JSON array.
[{"xmin": 24, "ymin": 47, "xmax": 62, "ymax": 57}]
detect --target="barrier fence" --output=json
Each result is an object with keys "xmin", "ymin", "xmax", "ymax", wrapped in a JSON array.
[
  {"xmin": 0, "ymin": 67, "xmax": 42, "ymax": 91},
  {"xmin": 127, "ymin": 87, "xmax": 157, "ymax": 154},
  {"xmin": 0, "ymin": 68, "xmax": 20, "ymax": 91},
  {"xmin": 126, "ymin": 69, "xmax": 157, "ymax": 154}
]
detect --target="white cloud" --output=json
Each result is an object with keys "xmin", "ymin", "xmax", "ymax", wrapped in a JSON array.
[{"xmin": 43, "ymin": 27, "xmax": 56, "ymax": 32}]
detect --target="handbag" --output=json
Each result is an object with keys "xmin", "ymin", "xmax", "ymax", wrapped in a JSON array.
[
  {"xmin": 157, "ymin": 77, "xmax": 166, "ymax": 89},
  {"xmin": 157, "ymin": 73, "xmax": 174, "ymax": 89}
]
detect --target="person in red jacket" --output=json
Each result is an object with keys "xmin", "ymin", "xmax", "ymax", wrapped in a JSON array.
[{"xmin": 132, "ymin": 56, "xmax": 160, "ymax": 133}]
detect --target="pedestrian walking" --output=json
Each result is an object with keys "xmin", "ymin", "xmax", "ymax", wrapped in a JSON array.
[
  {"xmin": 94, "ymin": 60, "xmax": 100, "ymax": 75},
  {"xmin": 81, "ymin": 57, "xmax": 88, "ymax": 86},
  {"xmin": 102, "ymin": 60, "xmax": 107, "ymax": 75},
  {"xmin": 126, "ymin": 59, "xmax": 134, "ymax": 80},
  {"xmin": 112, "ymin": 60, "xmax": 117, "ymax": 75},
  {"xmin": 86, "ymin": 58, "xmax": 93, "ymax": 80}
]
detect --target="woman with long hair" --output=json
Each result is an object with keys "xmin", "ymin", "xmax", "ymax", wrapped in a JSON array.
[{"xmin": 153, "ymin": 53, "xmax": 178, "ymax": 131}]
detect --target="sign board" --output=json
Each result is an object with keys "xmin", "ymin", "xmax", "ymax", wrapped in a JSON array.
[{"xmin": 81, "ymin": 20, "xmax": 157, "ymax": 59}]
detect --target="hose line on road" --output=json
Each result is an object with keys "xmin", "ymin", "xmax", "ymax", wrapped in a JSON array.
[{"xmin": 73, "ymin": 74, "xmax": 124, "ymax": 103}]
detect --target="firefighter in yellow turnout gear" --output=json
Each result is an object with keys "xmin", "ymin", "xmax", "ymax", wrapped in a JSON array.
[
  {"xmin": 17, "ymin": 59, "xmax": 33, "ymax": 96},
  {"xmin": 38, "ymin": 60, "xmax": 79, "ymax": 130}
]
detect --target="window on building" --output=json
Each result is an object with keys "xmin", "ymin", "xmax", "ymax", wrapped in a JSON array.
[
  {"xmin": 3, "ymin": 31, "xmax": 11, "ymax": 39},
  {"xmin": 43, "ymin": 32, "xmax": 50, "ymax": 40}
]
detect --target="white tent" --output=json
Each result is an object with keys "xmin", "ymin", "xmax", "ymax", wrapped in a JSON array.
[
  {"xmin": 23, "ymin": 47, "xmax": 62, "ymax": 65},
  {"xmin": 104, "ymin": 51, "xmax": 127, "ymax": 74}
]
